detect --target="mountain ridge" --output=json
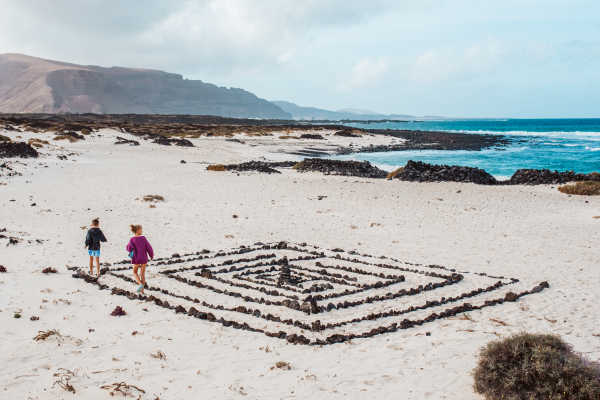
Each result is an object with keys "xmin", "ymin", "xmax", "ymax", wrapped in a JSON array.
[{"xmin": 0, "ymin": 53, "xmax": 291, "ymax": 119}]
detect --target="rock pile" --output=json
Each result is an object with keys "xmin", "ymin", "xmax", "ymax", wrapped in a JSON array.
[
  {"xmin": 114, "ymin": 136, "xmax": 140, "ymax": 146},
  {"xmin": 152, "ymin": 137, "xmax": 194, "ymax": 147},
  {"xmin": 395, "ymin": 160, "xmax": 498, "ymax": 185},
  {"xmin": 0, "ymin": 142, "xmax": 39, "ymax": 158},
  {"xmin": 334, "ymin": 130, "xmax": 360, "ymax": 138},
  {"xmin": 299, "ymin": 134, "xmax": 324, "ymax": 140},
  {"xmin": 225, "ymin": 161, "xmax": 296, "ymax": 174},
  {"xmin": 296, "ymin": 158, "xmax": 387, "ymax": 179},
  {"xmin": 504, "ymin": 169, "xmax": 600, "ymax": 185}
]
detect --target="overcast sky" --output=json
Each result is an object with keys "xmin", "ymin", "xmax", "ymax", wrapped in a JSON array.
[{"xmin": 2, "ymin": 0, "xmax": 599, "ymax": 118}]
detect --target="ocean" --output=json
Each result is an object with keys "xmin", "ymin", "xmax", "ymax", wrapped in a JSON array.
[{"xmin": 334, "ymin": 119, "xmax": 600, "ymax": 179}]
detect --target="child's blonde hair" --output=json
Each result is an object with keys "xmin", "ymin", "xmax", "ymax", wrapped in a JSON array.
[{"xmin": 130, "ymin": 224, "xmax": 142, "ymax": 234}]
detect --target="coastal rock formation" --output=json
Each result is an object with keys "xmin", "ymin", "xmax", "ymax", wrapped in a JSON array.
[
  {"xmin": 504, "ymin": 169, "xmax": 600, "ymax": 185},
  {"xmin": 224, "ymin": 161, "xmax": 296, "ymax": 174},
  {"xmin": 395, "ymin": 160, "xmax": 497, "ymax": 185},
  {"xmin": 0, "ymin": 53, "xmax": 291, "ymax": 119},
  {"xmin": 296, "ymin": 159, "xmax": 387, "ymax": 179}
]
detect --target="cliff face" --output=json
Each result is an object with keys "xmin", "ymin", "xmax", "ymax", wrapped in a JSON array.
[{"xmin": 0, "ymin": 54, "xmax": 291, "ymax": 119}]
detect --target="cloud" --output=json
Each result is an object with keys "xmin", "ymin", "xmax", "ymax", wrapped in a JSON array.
[
  {"xmin": 336, "ymin": 57, "xmax": 390, "ymax": 91},
  {"xmin": 0, "ymin": 0, "xmax": 411, "ymax": 77}
]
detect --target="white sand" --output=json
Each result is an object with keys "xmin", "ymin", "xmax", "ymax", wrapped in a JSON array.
[{"xmin": 1, "ymin": 128, "xmax": 599, "ymax": 399}]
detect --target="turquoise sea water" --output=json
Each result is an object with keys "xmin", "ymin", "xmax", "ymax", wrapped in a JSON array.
[{"xmin": 334, "ymin": 119, "xmax": 600, "ymax": 179}]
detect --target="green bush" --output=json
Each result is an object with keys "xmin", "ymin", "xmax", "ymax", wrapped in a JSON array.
[
  {"xmin": 81, "ymin": 129, "xmax": 91, "ymax": 135},
  {"xmin": 292, "ymin": 161, "xmax": 305, "ymax": 170},
  {"xmin": 0, "ymin": 134, "xmax": 11, "ymax": 142},
  {"xmin": 473, "ymin": 332, "xmax": 600, "ymax": 400}
]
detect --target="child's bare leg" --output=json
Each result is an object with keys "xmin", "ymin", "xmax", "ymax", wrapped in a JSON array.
[
  {"xmin": 133, "ymin": 264, "xmax": 142, "ymax": 286},
  {"xmin": 95, "ymin": 257, "xmax": 100, "ymax": 275},
  {"xmin": 89, "ymin": 256, "xmax": 94, "ymax": 274},
  {"xmin": 140, "ymin": 264, "xmax": 147, "ymax": 294}
]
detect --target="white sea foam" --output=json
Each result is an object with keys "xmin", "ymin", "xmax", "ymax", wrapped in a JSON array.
[{"xmin": 585, "ymin": 146, "xmax": 600, "ymax": 151}]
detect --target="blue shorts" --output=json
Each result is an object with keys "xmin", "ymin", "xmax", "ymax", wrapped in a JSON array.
[{"xmin": 88, "ymin": 250, "xmax": 100, "ymax": 257}]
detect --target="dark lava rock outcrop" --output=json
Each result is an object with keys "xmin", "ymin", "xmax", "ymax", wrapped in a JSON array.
[
  {"xmin": 296, "ymin": 158, "xmax": 387, "ymax": 179},
  {"xmin": 0, "ymin": 141, "xmax": 39, "ymax": 158},
  {"xmin": 225, "ymin": 161, "xmax": 296, "ymax": 174},
  {"xmin": 152, "ymin": 137, "xmax": 194, "ymax": 147},
  {"xmin": 395, "ymin": 160, "xmax": 497, "ymax": 185},
  {"xmin": 504, "ymin": 169, "xmax": 600, "ymax": 186}
]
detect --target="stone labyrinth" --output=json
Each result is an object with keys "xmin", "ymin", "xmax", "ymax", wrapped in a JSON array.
[{"xmin": 72, "ymin": 242, "xmax": 549, "ymax": 345}]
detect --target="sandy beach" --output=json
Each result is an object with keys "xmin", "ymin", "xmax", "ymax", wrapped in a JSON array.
[{"xmin": 1, "ymin": 128, "xmax": 599, "ymax": 399}]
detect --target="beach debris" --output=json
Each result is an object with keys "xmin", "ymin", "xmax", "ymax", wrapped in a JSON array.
[
  {"xmin": 111, "ymin": 306, "xmax": 126, "ymax": 316},
  {"xmin": 139, "ymin": 195, "xmax": 164, "ymax": 203},
  {"xmin": 30, "ymin": 316, "xmax": 39, "ymax": 321},
  {"xmin": 232, "ymin": 215, "xmax": 238, "ymax": 218},
  {"xmin": 181, "ymin": 160, "xmax": 186, "ymax": 163},
  {"xmin": 101, "ymin": 382, "xmax": 146, "ymax": 397},
  {"xmin": 271, "ymin": 361, "xmax": 291, "ymax": 370},
  {"xmin": 0, "ymin": 265, "xmax": 6, "ymax": 273},
  {"xmin": 0, "ymin": 141, "xmax": 39, "ymax": 158},
  {"xmin": 14, "ymin": 313, "xmax": 21, "ymax": 318},
  {"xmin": 42, "ymin": 267, "xmax": 58, "ymax": 274},
  {"xmin": 150, "ymin": 350, "xmax": 166, "ymax": 360},
  {"xmin": 53, "ymin": 369, "xmax": 76, "ymax": 393},
  {"xmin": 34, "ymin": 329, "xmax": 60, "ymax": 341}
]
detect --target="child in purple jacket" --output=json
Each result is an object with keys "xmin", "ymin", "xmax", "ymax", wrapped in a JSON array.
[{"xmin": 127, "ymin": 224, "xmax": 154, "ymax": 294}]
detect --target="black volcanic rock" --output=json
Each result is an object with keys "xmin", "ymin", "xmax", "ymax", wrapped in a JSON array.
[
  {"xmin": 396, "ymin": 160, "xmax": 497, "ymax": 185},
  {"xmin": 296, "ymin": 158, "xmax": 387, "ymax": 179},
  {"xmin": 0, "ymin": 141, "xmax": 39, "ymax": 158}
]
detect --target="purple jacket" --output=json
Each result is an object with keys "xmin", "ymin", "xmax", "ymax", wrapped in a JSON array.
[{"xmin": 126, "ymin": 236, "xmax": 154, "ymax": 264}]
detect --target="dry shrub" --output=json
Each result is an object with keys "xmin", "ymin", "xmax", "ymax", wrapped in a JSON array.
[
  {"xmin": 0, "ymin": 134, "xmax": 11, "ymax": 142},
  {"xmin": 207, "ymin": 164, "xmax": 226, "ymax": 172},
  {"xmin": 292, "ymin": 161, "xmax": 305, "ymax": 170},
  {"xmin": 280, "ymin": 135, "xmax": 301, "ymax": 140},
  {"xmin": 386, "ymin": 166, "xmax": 404, "ymax": 179},
  {"xmin": 34, "ymin": 329, "xmax": 60, "ymax": 341},
  {"xmin": 473, "ymin": 332, "xmax": 600, "ymax": 400},
  {"xmin": 101, "ymin": 382, "xmax": 145, "ymax": 397},
  {"xmin": 150, "ymin": 350, "xmax": 166, "ymax": 360},
  {"xmin": 141, "ymin": 195, "xmax": 164, "ymax": 203},
  {"xmin": 53, "ymin": 135, "xmax": 78, "ymax": 143},
  {"xmin": 558, "ymin": 181, "xmax": 600, "ymax": 196},
  {"xmin": 80, "ymin": 129, "xmax": 91, "ymax": 135},
  {"xmin": 271, "ymin": 361, "xmax": 291, "ymax": 370}
]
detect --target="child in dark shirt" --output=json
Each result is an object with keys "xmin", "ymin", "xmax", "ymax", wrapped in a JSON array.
[{"xmin": 85, "ymin": 218, "xmax": 107, "ymax": 277}]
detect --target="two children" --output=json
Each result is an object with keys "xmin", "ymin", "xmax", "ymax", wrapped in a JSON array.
[
  {"xmin": 84, "ymin": 218, "xmax": 107, "ymax": 276},
  {"xmin": 83, "ymin": 220, "xmax": 154, "ymax": 294}
]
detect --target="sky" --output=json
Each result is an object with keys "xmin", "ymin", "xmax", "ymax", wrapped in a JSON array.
[{"xmin": 1, "ymin": 0, "xmax": 599, "ymax": 118}]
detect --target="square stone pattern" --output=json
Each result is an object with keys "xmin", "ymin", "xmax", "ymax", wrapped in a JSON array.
[{"xmin": 99, "ymin": 243, "xmax": 544, "ymax": 345}]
